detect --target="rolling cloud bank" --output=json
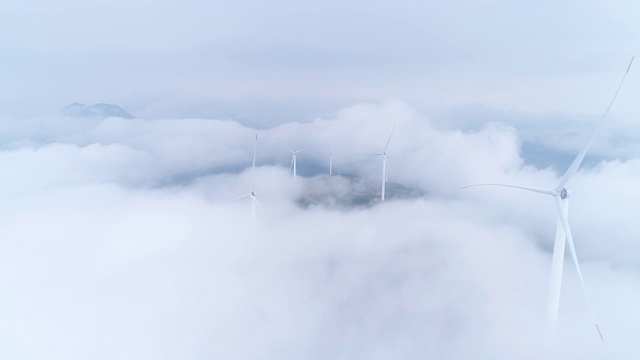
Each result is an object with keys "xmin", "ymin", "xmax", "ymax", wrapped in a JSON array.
[{"xmin": 3, "ymin": 100, "xmax": 640, "ymax": 359}]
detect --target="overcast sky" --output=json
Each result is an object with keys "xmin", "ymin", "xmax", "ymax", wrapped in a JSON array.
[
  {"xmin": 3, "ymin": 1, "xmax": 640, "ymax": 359},
  {"xmin": 2, "ymin": 0, "xmax": 640, "ymax": 122}
]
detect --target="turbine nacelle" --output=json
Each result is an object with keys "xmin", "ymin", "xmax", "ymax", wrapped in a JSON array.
[
  {"xmin": 552, "ymin": 188, "xmax": 571, "ymax": 199},
  {"xmin": 287, "ymin": 147, "xmax": 304, "ymax": 156}
]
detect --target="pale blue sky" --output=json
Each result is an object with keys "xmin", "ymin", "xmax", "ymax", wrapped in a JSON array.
[{"xmin": 1, "ymin": 0, "xmax": 639, "ymax": 121}]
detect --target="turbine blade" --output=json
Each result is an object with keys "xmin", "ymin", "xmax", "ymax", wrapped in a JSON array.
[
  {"xmin": 556, "ymin": 56, "xmax": 634, "ymax": 191},
  {"xmin": 326, "ymin": 142, "xmax": 332, "ymax": 155},
  {"xmin": 287, "ymin": 146, "xmax": 294, "ymax": 154},
  {"xmin": 463, "ymin": 183, "xmax": 554, "ymax": 196},
  {"xmin": 547, "ymin": 212, "xmax": 567, "ymax": 327},
  {"xmin": 383, "ymin": 123, "xmax": 397, "ymax": 153},
  {"xmin": 251, "ymin": 135, "xmax": 257, "ymax": 192},
  {"xmin": 226, "ymin": 193, "xmax": 251, "ymax": 203},
  {"xmin": 252, "ymin": 195, "xmax": 263, "ymax": 211},
  {"xmin": 553, "ymin": 196, "xmax": 603, "ymax": 341}
]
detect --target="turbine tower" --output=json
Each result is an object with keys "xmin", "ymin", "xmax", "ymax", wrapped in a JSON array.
[
  {"xmin": 288, "ymin": 146, "xmax": 304, "ymax": 179},
  {"xmin": 229, "ymin": 134, "xmax": 262, "ymax": 217},
  {"xmin": 465, "ymin": 56, "xmax": 634, "ymax": 340},
  {"xmin": 358, "ymin": 124, "xmax": 396, "ymax": 201},
  {"xmin": 327, "ymin": 142, "xmax": 335, "ymax": 176}
]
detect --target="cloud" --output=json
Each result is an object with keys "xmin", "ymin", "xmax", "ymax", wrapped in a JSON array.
[{"xmin": 1, "ymin": 99, "xmax": 640, "ymax": 359}]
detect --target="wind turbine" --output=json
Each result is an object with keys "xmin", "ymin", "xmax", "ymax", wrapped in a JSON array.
[
  {"xmin": 358, "ymin": 124, "xmax": 396, "ymax": 202},
  {"xmin": 229, "ymin": 134, "xmax": 262, "ymax": 217},
  {"xmin": 465, "ymin": 56, "xmax": 634, "ymax": 340},
  {"xmin": 288, "ymin": 146, "xmax": 304, "ymax": 179},
  {"xmin": 327, "ymin": 142, "xmax": 336, "ymax": 176}
]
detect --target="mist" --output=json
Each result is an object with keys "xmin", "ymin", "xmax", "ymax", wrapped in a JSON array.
[{"xmin": 0, "ymin": 99, "xmax": 639, "ymax": 359}]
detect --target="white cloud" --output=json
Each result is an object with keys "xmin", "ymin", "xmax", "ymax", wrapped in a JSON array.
[{"xmin": 1, "ymin": 100, "xmax": 639, "ymax": 358}]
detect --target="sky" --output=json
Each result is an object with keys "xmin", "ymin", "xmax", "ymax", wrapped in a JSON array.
[
  {"xmin": 2, "ymin": 0, "xmax": 640, "ymax": 121},
  {"xmin": 3, "ymin": 1, "xmax": 640, "ymax": 359}
]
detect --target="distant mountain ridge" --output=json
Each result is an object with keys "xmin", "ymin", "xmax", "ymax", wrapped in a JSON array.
[{"xmin": 63, "ymin": 102, "xmax": 134, "ymax": 119}]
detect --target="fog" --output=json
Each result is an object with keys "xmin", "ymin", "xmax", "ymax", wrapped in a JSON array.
[{"xmin": 0, "ymin": 99, "xmax": 639, "ymax": 359}]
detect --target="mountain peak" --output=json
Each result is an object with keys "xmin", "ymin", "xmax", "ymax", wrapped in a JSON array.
[{"xmin": 63, "ymin": 102, "xmax": 134, "ymax": 119}]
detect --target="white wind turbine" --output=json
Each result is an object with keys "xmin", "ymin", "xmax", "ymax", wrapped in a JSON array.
[
  {"xmin": 465, "ymin": 57, "xmax": 634, "ymax": 340},
  {"xmin": 229, "ymin": 135, "xmax": 262, "ymax": 217},
  {"xmin": 358, "ymin": 124, "xmax": 396, "ymax": 202},
  {"xmin": 288, "ymin": 146, "xmax": 304, "ymax": 179},
  {"xmin": 327, "ymin": 142, "xmax": 336, "ymax": 176}
]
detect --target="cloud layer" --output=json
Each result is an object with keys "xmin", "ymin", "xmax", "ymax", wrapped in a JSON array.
[{"xmin": 2, "ymin": 100, "xmax": 640, "ymax": 358}]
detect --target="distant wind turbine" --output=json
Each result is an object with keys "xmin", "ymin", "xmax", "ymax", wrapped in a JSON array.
[
  {"xmin": 229, "ymin": 134, "xmax": 262, "ymax": 217},
  {"xmin": 465, "ymin": 56, "xmax": 634, "ymax": 341},
  {"xmin": 358, "ymin": 124, "xmax": 396, "ymax": 202},
  {"xmin": 327, "ymin": 142, "xmax": 336, "ymax": 176},
  {"xmin": 288, "ymin": 146, "xmax": 304, "ymax": 179}
]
